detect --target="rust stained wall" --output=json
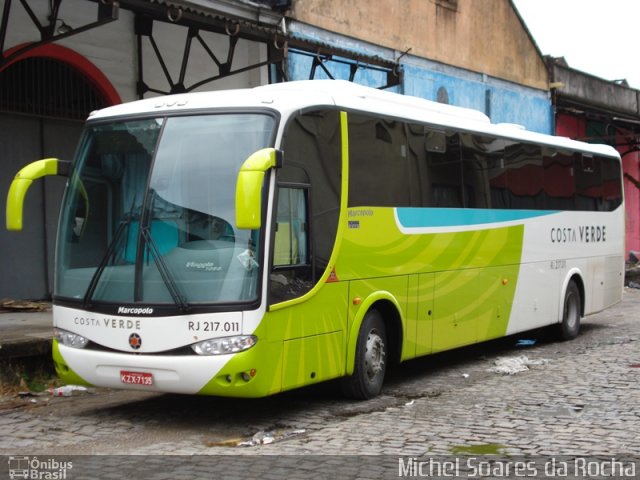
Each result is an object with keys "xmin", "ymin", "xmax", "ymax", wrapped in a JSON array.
[{"xmin": 291, "ymin": 0, "xmax": 548, "ymax": 90}]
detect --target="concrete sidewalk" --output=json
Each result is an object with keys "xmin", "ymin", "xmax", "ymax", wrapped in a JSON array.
[{"xmin": 0, "ymin": 308, "xmax": 53, "ymax": 360}]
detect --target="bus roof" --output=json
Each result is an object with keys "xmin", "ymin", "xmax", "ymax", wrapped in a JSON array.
[{"xmin": 88, "ymin": 80, "xmax": 619, "ymax": 159}]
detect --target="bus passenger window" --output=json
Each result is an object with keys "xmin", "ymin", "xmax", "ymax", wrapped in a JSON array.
[
  {"xmin": 504, "ymin": 143, "xmax": 544, "ymax": 210},
  {"xmin": 430, "ymin": 134, "xmax": 463, "ymax": 208},
  {"xmin": 575, "ymin": 154, "xmax": 603, "ymax": 211},
  {"xmin": 544, "ymin": 151, "xmax": 575, "ymax": 210},
  {"xmin": 601, "ymin": 156, "xmax": 623, "ymax": 211},
  {"xmin": 348, "ymin": 114, "xmax": 412, "ymax": 207}
]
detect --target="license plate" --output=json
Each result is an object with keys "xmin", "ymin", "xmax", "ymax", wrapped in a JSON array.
[{"xmin": 120, "ymin": 370, "xmax": 154, "ymax": 386}]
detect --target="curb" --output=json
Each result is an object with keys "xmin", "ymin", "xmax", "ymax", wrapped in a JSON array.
[
  {"xmin": 0, "ymin": 338, "xmax": 52, "ymax": 360},
  {"xmin": 0, "ymin": 338, "xmax": 53, "ymax": 386}
]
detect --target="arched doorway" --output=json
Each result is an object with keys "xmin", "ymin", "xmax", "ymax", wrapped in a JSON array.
[{"xmin": 0, "ymin": 44, "xmax": 120, "ymax": 300}]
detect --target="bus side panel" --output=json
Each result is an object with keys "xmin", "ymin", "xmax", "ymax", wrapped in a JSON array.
[
  {"xmin": 588, "ymin": 255, "xmax": 625, "ymax": 313},
  {"xmin": 266, "ymin": 282, "xmax": 350, "ymax": 391},
  {"xmin": 339, "ymin": 207, "xmax": 525, "ymax": 355},
  {"xmin": 508, "ymin": 261, "xmax": 561, "ymax": 334},
  {"xmin": 281, "ymin": 331, "xmax": 344, "ymax": 390},
  {"xmin": 432, "ymin": 264, "xmax": 520, "ymax": 352},
  {"xmin": 508, "ymin": 209, "xmax": 625, "ymax": 333},
  {"xmin": 414, "ymin": 273, "xmax": 434, "ymax": 357},
  {"xmin": 340, "ymin": 208, "xmax": 524, "ymax": 278}
]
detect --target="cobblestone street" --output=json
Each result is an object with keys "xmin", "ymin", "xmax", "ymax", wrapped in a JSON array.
[{"xmin": 1, "ymin": 289, "xmax": 639, "ymax": 478}]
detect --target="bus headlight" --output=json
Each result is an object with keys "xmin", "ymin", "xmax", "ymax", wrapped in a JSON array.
[
  {"xmin": 54, "ymin": 328, "xmax": 89, "ymax": 349},
  {"xmin": 191, "ymin": 335, "xmax": 257, "ymax": 355}
]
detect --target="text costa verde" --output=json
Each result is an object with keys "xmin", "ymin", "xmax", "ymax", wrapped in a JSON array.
[{"xmin": 550, "ymin": 225, "xmax": 606, "ymax": 243}]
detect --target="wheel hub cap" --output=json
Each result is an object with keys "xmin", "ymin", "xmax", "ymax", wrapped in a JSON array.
[{"xmin": 365, "ymin": 330, "xmax": 385, "ymax": 379}]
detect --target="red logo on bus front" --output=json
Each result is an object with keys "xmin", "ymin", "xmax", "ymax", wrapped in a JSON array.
[
  {"xmin": 120, "ymin": 370, "xmax": 154, "ymax": 386},
  {"xmin": 128, "ymin": 333, "xmax": 142, "ymax": 350}
]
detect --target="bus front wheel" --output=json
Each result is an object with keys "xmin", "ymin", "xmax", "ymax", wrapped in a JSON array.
[
  {"xmin": 558, "ymin": 280, "xmax": 581, "ymax": 340},
  {"xmin": 342, "ymin": 309, "xmax": 387, "ymax": 400}
]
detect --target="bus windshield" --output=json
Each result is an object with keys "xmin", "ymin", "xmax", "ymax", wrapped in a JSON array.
[{"xmin": 56, "ymin": 113, "xmax": 275, "ymax": 309}]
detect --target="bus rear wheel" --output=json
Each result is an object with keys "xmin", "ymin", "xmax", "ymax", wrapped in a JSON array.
[
  {"xmin": 341, "ymin": 309, "xmax": 387, "ymax": 400},
  {"xmin": 558, "ymin": 280, "xmax": 581, "ymax": 340}
]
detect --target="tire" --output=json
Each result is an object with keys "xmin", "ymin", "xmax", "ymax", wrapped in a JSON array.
[
  {"xmin": 558, "ymin": 280, "xmax": 581, "ymax": 340},
  {"xmin": 341, "ymin": 309, "xmax": 387, "ymax": 400}
]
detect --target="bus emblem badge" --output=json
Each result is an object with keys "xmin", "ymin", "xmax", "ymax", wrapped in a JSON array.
[{"xmin": 129, "ymin": 333, "xmax": 142, "ymax": 350}]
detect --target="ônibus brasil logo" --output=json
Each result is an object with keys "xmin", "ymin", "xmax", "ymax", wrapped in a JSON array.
[{"xmin": 8, "ymin": 456, "xmax": 72, "ymax": 479}]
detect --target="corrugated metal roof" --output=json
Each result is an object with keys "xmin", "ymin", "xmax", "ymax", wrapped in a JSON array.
[
  {"xmin": 121, "ymin": 0, "xmax": 398, "ymax": 74},
  {"xmin": 143, "ymin": 0, "xmax": 283, "ymax": 26},
  {"xmin": 125, "ymin": 0, "xmax": 397, "ymax": 69}
]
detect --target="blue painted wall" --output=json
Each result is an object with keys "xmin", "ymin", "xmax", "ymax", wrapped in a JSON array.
[
  {"xmin": 402, "ymin": 64, "xmax": 552, "ymax": 134},
  {"xmin": 286, "ymin": 52, "xmax": 553, "ymax": 135},
  {"xmin": 286, "ymin": 51, "xmax": 399, "ymax": 93}
]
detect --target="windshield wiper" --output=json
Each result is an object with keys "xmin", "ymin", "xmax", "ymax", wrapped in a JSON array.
[
  {"xmin": 140, "ymin": 226, "xmax": 189, "ymax": 313},
  {"xmin": 133, "ymin": 188, "xmax": 189, "ymax": 312},
  {"xmin": 83, "ymin": 216, "xmax": 132, "ymax": 308}
]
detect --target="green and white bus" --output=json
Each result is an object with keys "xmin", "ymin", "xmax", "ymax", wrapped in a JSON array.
[{"xmin": 6, "ymin": 80, "xmax": 624, "ymax": 399}]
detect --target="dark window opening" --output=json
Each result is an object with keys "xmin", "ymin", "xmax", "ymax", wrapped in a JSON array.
[
  {"xmin": 0, "ymin": 57, "xmax": 109, "ymax": 120},
  {"xmin": 345, "ymin": 112, "xmax": 622, "ymax": 212},
  {"xmin": 348, "ymin": 114, "xmax": 413, "ymax": 207}
]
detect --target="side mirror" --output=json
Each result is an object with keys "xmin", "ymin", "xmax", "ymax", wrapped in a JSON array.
[
  {"xmin": 235, "ymin": 148, "xmax": 282, "ymax": 229},
  {"xmin": 6, "ymin": 158, "xmax": 71, "ymax": 231}
]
